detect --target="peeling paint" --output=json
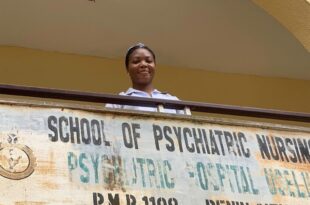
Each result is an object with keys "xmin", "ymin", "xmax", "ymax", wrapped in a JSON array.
[{"xmin": 0, "ymin": 101, "xmax": 309, "ymax": 204}]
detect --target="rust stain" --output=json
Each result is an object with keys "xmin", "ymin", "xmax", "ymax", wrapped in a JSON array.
[
  {"xmin": 271, "ymin": 194, "xmax": 289, "ymax": 205},
  {"xmin": 102, "ymin": 155, "xmax": 126, "ymax": 192},
  {"xmin": 35, "ymin": 160, "xmax": 57, "ymax": 175},
  {"xmin": 255, "ymin": 149, "xmax": 310, "ymax": 173},
  {"xmin": 254, "ymin": 129, "xmax": 310, "ymax": 173},
  {"xmin": 40, "ymin": 181, "xmax": 59, "ymax": 190},
  {"xmin": 35, "ymin": 152, "xmax": 57, "ymax": 175}
]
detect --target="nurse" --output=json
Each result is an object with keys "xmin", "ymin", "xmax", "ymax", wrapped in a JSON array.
[{"xmin": 107, "ymin": 43, "xmax": 188, "ymax": 114}]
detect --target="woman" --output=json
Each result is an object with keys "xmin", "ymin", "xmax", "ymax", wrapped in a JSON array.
[{"xmin": 107, "ymin": 43, "xmax": 187, "ymax": 114}]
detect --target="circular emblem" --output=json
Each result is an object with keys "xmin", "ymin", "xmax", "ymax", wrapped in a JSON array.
[{"xmin": 0, "ymin": 134, "xmax": 36, "ymax": 180}]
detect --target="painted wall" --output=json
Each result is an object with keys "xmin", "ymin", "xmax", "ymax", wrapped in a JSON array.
[{"xmin": 1, "ymin": 46, "xmax": 310, "ymax": 117}]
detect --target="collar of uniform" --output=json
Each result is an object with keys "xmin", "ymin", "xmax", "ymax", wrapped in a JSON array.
[{"xmin": 125, "ymin": 88, "xmax": 161, "ymax": 95}]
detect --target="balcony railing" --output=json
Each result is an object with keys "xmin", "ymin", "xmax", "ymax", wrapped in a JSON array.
[{"xmin": 0, "ymin": 84, "xmax": 309, "ymax": 122}]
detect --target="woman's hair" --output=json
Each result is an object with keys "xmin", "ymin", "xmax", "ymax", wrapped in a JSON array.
[{"xmin": 125, "ymin": 43, "xmax": 156, "ymax": 69}]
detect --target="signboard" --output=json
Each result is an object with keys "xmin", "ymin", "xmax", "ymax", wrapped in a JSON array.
[{"xmin": 0, "ymin": 101, "xmax": 309, "ymax": 205}]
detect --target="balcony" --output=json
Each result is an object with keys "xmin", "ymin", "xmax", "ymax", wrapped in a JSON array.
[{"xmin": 0, "ymin": 84, "xmax": 309, "ymax": 205}]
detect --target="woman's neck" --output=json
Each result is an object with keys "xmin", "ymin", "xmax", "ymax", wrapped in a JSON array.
[{"xmin": 132, "ymin": 84, "xmax": 154, "ymax": 95}]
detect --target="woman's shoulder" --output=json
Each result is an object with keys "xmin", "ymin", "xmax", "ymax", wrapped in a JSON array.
[{"xmin": 154, "ymin": 90, "xmax": 179, "ymax": 100}]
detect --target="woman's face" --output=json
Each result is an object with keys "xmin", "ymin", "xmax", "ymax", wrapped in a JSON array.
[{"xmin": 127, "ymin": 48, "xmax": 155, "ymax": 88}]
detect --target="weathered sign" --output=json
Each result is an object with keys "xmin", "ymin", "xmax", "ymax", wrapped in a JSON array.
[{"xmin": 0, "ymin": 101, "xmax": 309, "ymax": 205}]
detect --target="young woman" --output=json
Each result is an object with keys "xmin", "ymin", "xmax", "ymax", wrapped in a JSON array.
[{"xmin": 107, "ymin": 43, "xmax": 187, "ymax": 114}]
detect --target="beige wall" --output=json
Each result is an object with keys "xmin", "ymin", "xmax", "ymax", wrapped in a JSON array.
[{"xmin": 1, "ymin": 46, "xmax": 310, "ymax": 116}]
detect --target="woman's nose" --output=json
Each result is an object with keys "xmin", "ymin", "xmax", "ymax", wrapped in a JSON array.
[{"xmin": 140, "ymin": 60, "xmax": 147, "ymax": 67}]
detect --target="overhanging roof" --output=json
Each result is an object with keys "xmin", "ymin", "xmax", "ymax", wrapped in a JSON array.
[{"xmin": 1, "ymin": 0, "xmax": 309, "ymax": 79}]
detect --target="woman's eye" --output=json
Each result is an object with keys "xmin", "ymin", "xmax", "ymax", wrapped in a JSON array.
[
  {"xmin": 132, "ymin": 60, "xmax": 140, "ymax": 64},
  {"xmin": 131, "ymin": 58, "xmax": 152, "ymax": 64}
]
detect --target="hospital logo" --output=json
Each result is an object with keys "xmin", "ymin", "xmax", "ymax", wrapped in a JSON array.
[{"xmin": 0, "ymin": 134, "xmax": 36, "ymax": 180}]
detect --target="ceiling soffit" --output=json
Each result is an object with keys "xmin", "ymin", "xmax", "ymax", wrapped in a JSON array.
[
  {"xmin": 252, "ymin": 0, "xmax": 310, "ymax": 52},
  {"xmin": 0, "ymin": 0, "xmax": 309, "ymax": 79}
]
